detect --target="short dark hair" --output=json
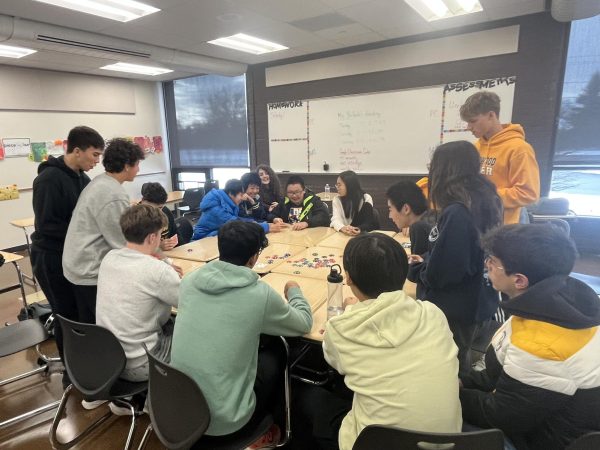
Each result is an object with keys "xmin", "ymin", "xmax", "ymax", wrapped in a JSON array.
[
  {"xmin": 66, "ymin": 126, "xmax": 104, "ymax": 153},
  {"xmin": 386, "ymin": 181, "xmax": 428, "ymax": 215},
  {"xmin": 482, "ymin": 224, "xmax": 578, "ymax": 286},
  {"xmin": 224, "ymin": 179, "xmax": 243, "ymax": 196},
  {"xmin": 241, "ymin": 172, "xmax": 261, "ymax": 191},
  {"xmin": 141, "ymin": 182, "xmax": 168, "ymax": 205},
  {"xmin": 343, "ymin": 233, "xmax": 408, "ymax": 299},
  {"xmin": 286, "ymin": 175, "xmax": 305, "ymax": 189},
  {"xmin": 459, "ymin": 91, "xmax": 500, "ymax": 120},
  {"xmin": 102, "ymin": 138, "xmax": 145, "ymax": 173},
  {"xmin": 120, "ymin": 204, "xmax": 166, "ymax": 244},
  {"xmin": 218, "ymin": 221, "xmax": 269, "ymax": 266}
]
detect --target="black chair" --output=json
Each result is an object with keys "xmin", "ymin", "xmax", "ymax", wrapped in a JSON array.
[
  {"xmin": 0, "ymin": 319, "xmax": 61, "ymax": 429},
  {"xmin": 352, "ymin": 425, "xmax": 504, "ymax": 450},
  {"xmin": 138, "ymin": 337, "xmax": 291, "ymax": 450},
  {"xmin": 49, "ymin": 315, "xmax": 147, "ymax": 450},
  {"xmin": 177, "ymin": 188, "xmax": 205, "ymax": 222},
  {"xmin": 175, "ymin": 216, "xmax": 194, "ymax": 245},
  {"xmin": 567, "ymin": 432, "xmax": 600, "ymax": 450}
]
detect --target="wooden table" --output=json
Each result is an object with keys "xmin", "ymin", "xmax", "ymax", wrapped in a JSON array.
[
  {"xmin": 318, "ymin": 230, "xmax": 399, "ymax": 250},
  {"xmin": 266, "ymin": 227, "xmax": 336, "ymax": 247},
  {"xmin": 272, "ymin": 246, "xmax": 344, "ymax": 280},
  {"xmin": 9, "ymin": 217, "xmax": 37, "ymax": 288},
  {"xmin": 316, "ymin": 192, "xmax": 339, "ymax": 202},
  {"xmin": 0, "ymin": 251, "xmax": 28, "ymax": 309},
  {"xmin": 171, "ymin": 258, "xmax": 205, "ymax": 276},
  {"xmin": 260, "ymin": 273, "xmax": 328, "ymax": 312},
  {"xmin": 163, "ymin": 236, "xmax": 219, "ymax": 262},
  {"xmin": 166, "ymin": 191, "xmax": 184, "ymax": 205},
  {"xmin": 253, "ymin": 243, "xmax": 306, "ymax": 275}
]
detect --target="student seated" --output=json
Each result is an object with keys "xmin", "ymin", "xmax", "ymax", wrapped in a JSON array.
[
  {"xmin": 239, "ymin": 172, "xmax": 283, "ymax": 225},
  {"xmin": 257, "ymin": 164, "xmax": 283, "ymax": 211},
  {"xmin": 297, "ymin": 233, "xmax": 461, "ymax": 450},
  {"xmin": 171, "ymin": 221, "xmax": 312, "ymax": 444},
  {"xmin": 386, "ymin": 181, "xmax": 436, "ymax": 256},
  {"xmin": 330, "ymin": 170, "xmax": 378, "ymax": 235},
  {"xmin": 96, "ymin": 204, "xmax": 180, "ymax": 384},
  {"xmin": 460, "ymin": 224, "xmax": 600, "ymax": 450},
  {"xmin": 192, "ymin": 179, "xmax": 285, "ymax": 240},
  {"xmin": 273, "ymin": 175, "xmax": 330, "ymax": 230},
  {"xmin": 140, "ymin": 182, "xmax": 179, "ymax": 250}
]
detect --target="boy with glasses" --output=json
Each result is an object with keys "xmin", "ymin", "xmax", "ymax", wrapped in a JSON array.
[{"xmin": 273, "ymin": 175, "xmax": 330, "ymax": 230}]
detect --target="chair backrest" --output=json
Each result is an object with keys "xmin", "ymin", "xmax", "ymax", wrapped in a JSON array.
[
  {"xmin": 175, "ymin": 216, "xmax": 194, "ymax": 245},
  {"xmin": 0, "ymin": 319, "xmax": 49, "ymax": 358},
  {"xmin": 182, "ymin": 188, "xmax": 205, "ymax": 211},
  {"xmin": 528, "ymin": 197, "xmax": 570, "ymax": 216},
  {"xmin": 534, "ymin": 218, "xmax": 571, "ymax": 237},
  {"xmin": 352, "ymin": 425, "xmax": 504, "ymax": 450},
  {"xmin": 56, "ymin": 315, "xmax": 126, "ymax": 399},
  {"xmin": 204, "ymin": 180, "xmax": 219, "ymax": 194},
  {"xmin": 567, "ymin": 432, "xmax": 600, "ymax": 450},
  {"xmin": 146, "ymin": 349, "xmax": 211, "ymax": 450}
]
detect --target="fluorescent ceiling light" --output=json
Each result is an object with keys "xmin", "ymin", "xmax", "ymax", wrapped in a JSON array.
[
  {"xmin": 0, "ymin": 44, "xmax": 37, "ymax": 58},
  {"xmin": 208, "ymin": 33, "xmax": 288, "ymax": 55},
  {"xmin": 101, "ymin": 62, "xmax": 173, "ymax": 76},
  {"xmin": 405, "ymin": 0, "xmax": 483, "ymax": 21},
  {"xmin": 33, "ymin": 0, "xmax": 160, "ymax": 22}
]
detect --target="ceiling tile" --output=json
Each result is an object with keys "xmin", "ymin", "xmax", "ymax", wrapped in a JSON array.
[
  {"xmin": 332, "ymin": 30, "xmax": 387, "ymax": 46},
  {"xmin": 315, "ymin": 22, "xmax": 375, "ymax": 39},
  {"xmin": 235, "ymin": 0, "xmax": 333, "ymax": 22},
  {"xmin": 484, "ymin": 0, "xmax": 546, "ymax": 21},
  {"xmin": 338, "ymin": 0, "xmax": 426, "ymax": 32}
]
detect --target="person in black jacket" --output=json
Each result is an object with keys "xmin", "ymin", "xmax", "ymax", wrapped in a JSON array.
[
  {"xmin": 140, "ymin": 182, "xmax": 179, "ymax": 250},
  {"xmin": 461, "ymin": 224, "xmax": 600, "ymax": 450},
  {"xmin": 386, "ymin": 180, "xmax": 436, "ymax": 256},
  {"xmin": 407, "ymin": 141, "xmax": 503, "ymax": 376},
  {"xmin": 273, "ymin": 175, "xmax": 330, "ymax": 230},
  {"xmin": 30, "ymin": 125, "xmax": 104, "ymax": 385},
  {"xmin": 239, "ymin": 172, "xmax": 281, "ymax": 224}
]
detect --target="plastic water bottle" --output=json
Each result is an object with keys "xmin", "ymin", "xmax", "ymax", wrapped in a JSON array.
[
  {"xmin": 327, "ymin": 264, "xmax": 344, "ymax": 320},
  {"xmin": 324, "ymin": 183, "xmax": 330, "ymax": 199}
]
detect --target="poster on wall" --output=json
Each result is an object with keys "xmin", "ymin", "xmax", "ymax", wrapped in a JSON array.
[
  {"xmin": 30, "ymin": 142, "xmax": 48, "ymax": 162},
  {"xmin": 2, "ymin": 138, "xmax": 31, "ymax": 157},
  {"xmin": 0, "ymin": 142, "xmax": 4, "ymax": 160}
]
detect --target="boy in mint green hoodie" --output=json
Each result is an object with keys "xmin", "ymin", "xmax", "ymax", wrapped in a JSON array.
[{"xmin": 170, "ymin": 221, "xmax": 312, "ymax": 442}]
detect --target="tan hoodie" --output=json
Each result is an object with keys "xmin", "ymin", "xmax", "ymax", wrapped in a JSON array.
[
  {"xmin": 476, "ymin": 124, "xmax": 540, "ymax": 224},
  {"xmin": 322, "ymin": 290, "xmax": 462, "ymax": 450}
]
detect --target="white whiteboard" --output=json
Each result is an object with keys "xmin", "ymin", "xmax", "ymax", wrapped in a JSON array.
[{"xmin": 267, "ymin": 77, "xmax": 516, "ymax": 173}]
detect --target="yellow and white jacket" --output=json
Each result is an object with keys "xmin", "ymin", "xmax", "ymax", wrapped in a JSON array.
[{"xmin": 460, "ymin": 275, "xmax": 600, "ymax": 450}]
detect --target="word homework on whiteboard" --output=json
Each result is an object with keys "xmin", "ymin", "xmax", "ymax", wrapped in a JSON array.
[{"xmin": 267, "ymin": 77, "xmax": 516, "ymax": 174}]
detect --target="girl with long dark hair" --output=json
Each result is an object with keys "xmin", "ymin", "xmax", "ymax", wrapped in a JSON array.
[
  {"xmin": 331, "ymin": 170, "xmax": 379, "ymax": 235},
  {"xmin": 407, "ymin": 141, "xmax": 502, "ymax": 375},
  {"xmin": 256, "ymin": 164, "xmax": 282, "ymax": 212}
]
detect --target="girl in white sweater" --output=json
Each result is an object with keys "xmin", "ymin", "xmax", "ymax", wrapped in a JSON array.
[{"xmin": 330, "ymin": 171, "xmax": 378, "ymax": 235}]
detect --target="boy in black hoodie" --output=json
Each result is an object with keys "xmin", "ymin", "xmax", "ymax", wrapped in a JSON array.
[
  {"xmin": 460, "ymin": 224, "xmax": 600, "ymax": 450},
  {"xmin": 30, "ymin": 126, "xmax": 104, "ymax": 383},
  {"xmin": 273, "ymin": 175, "xmax": 329, "ymax": 230}
]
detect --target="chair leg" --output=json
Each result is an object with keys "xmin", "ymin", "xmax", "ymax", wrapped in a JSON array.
[
  {"xmin": 112, "ymin": 398, "xmax": 139, "ymax": 450},
  {"xmin": 49, "ymin": 385, "xmax": 113, "ymax": 450},
  {"xmin": 0, "ymin": 400, "xmax": 61, "ymax": 429},
  {"xmin": 137, "ymin": 424, "xmax": 153, "ymax": 450},
  {"xmin": 276, "ymin": 337, "xmax": 291, "ymax": 448}
]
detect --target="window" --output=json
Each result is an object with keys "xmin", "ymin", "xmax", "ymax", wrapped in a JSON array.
[
  {"xmin": 212, "ymin": 167, "xmax": 250, "ymax": 190},
  {"xmin": 165, "ymin": 74, "xmax": 250, "ymax": 168},
  {"xmin": 550, "ymin": 15, "xmax": 600, "ymax": 216}
]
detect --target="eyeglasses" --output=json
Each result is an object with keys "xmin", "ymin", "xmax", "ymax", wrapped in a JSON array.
[
  {"xmin": 286, "ymin": 190, "xmax": 303, "ymax": 196},
  {"xmin": 484, "ymin": 255, "xmax": 504, "ymax": 271}
]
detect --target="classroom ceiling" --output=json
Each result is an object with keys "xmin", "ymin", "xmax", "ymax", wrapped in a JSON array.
[{"xmin": 0, "ymin": 0, "xmax": 546, "ymax": 81}]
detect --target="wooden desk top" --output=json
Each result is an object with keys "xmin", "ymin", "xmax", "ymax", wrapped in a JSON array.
[
  {"xmin": 317, "ymin": 230, "xmax": 399, "ymax": 251},
  {"xmin": 0, "ymin": 251, "xmax": 24, "ymax": 264},
  {"xmin": 171, "ymin": 258, "xmax": 205, "ymax": 276},
  {"xmin": 316, "ymin": 192, "xmax": 339, "ymax": 201},
  {"xmin": 272, "ymin": 245, "xmax": 344, "ymax": 280},
  {"xmin": 260, "ymin": 272, "xmax": 328, "ymax": 312},
  {"xmin": 253, "ymin": 243, "xmax": 306, "ymax": 275},
  {"xmin": 266, "ymin": 226, "xmax": 336, "ymax": 247},
  {"xmin": 163, "ymin": 236, "xmax": 219, "ymax": 262},
  {"xmin": 166, "ymin": 191, "xmax": 184, "ymax": 204},
  {"xmin": 10, "ymin": 217, "xmax": 35, "ymax": 229}
]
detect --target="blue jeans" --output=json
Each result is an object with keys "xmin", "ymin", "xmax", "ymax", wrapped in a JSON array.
[{"xmin": 462, "ymin": 422, "xmax": 517, "ymax": 450}]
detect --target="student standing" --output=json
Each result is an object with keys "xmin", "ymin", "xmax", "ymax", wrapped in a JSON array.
[
  {"xmin": 330, "ymin": 170, "xmax": 378, "ymax": 235},
  {"xmin": 62, "ymin": 138, "xmax": 145, "ymax": 323},
  {"xmin": 407, "ymin": 141, "xmax": 502, "ymax": 375},
  {"xmin": 30, "ymin": 126, "xmax": 104, "ymax": 381},
  {"xmin": 460, "ymin": 91, "xmax": 540, "ymax": 224}
]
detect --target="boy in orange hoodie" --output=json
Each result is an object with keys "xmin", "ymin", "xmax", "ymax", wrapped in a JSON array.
[{"xmin": 460, "ymin": 91, "xmax": 540, "ymax": 224}]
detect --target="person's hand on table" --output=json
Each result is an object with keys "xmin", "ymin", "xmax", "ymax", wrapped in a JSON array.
[
  {"xmin": 291, "ymin": 221, "xmax": 309, "ymax": 231},
  {"xmin": 272, "ymin": 217, "xmax": 284, "ymax": 224},
  {"xmin": 160, "ymin": 234, "xmax": 178, "ymax": 251},
  {"xmin": 340, "ymin": 225, "xmax": 360, "ymax": 236},
  {"xmin": 284, "ymin": 280, "xmax": 300, "ymax": 300},
  {"xmin": 408, "ymin": 254, "xmax": 423, "ymax": 264},
  {"xmin": 269, "ymin": 222, "xmax": 287, "ymax": 233}
]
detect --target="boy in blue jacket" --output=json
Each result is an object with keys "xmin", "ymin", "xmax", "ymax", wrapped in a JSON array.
[{"xmin": 192, "ymin": 179, "xmax": 285, "ymax": 240}]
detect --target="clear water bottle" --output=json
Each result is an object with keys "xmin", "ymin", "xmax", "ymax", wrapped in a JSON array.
[
  {"xmin": 327, "ymin": 264, "xmax": 344, "ymax": 320},
  {"xmin": 324, "ymin": 183, "xmax": 330, "ymax": 200}
]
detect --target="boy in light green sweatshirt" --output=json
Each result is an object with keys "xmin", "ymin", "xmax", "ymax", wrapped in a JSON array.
[{"xmin": 170, "ymin": 220, "xmax": 312, "ymax": 444}]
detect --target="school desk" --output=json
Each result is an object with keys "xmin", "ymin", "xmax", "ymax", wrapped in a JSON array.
[
  {"xmin": 260, "ymin": 272, "xmax": 328, "ymax": 312},
  {"xmin": 171, "ymin": 258, "xmax": 205, "ymax": 276},
  {"xmin": 0, "ymin": 251, "xmax": 28, "ymax": 310},
  {"xmin": 9, "ymin": 217, "xmax": 37, "ymax": 289},
  {"xmin": 162, "ymin": 236, "xmax": 219, "ymax": 262},
  {"xmin": 317, "ymin": 230, "xmax": 399, "ymax": 250},
  {"xmin": 265, "ymin": 226, "xmax": 336, "ymax": 247},
  {"xmin": 271, "ymin": 246, "xmax": 344, "ymax": 280},
  {"xmin": 316, "ymin": 192, "xmax": 339, "ymax": 202},
  {"xmin": 252, "ymin": 243, "xmax": 306, "ymax": 275}
]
